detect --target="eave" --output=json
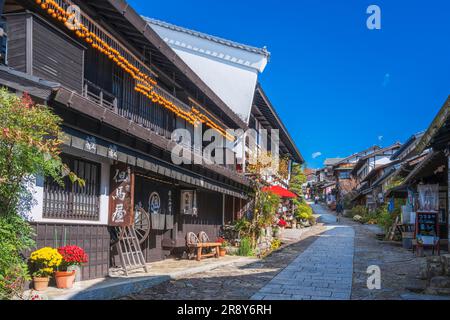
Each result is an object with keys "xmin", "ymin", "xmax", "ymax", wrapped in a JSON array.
[
  {"xmin": 52, "ymin": 86, "xmax": 251, "ymax": 187},
  {"xmin": 414, "ymin": 96, "xmax": 450, "ymax": 155},
  {"xmin": 252, "ymin": 84, "xmax": 304, "ymax": 163},
  {"xmin": 15, "ymin": 0, "xmax": 249, "ymax": 131},
  {"xmin": 102, "ymin": 0, "xmax": 249, "ymax": 130}
]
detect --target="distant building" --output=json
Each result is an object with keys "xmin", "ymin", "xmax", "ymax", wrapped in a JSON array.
[{"xmin": 351, "ymin": 143, "xmax": 402, "ymax": 209}]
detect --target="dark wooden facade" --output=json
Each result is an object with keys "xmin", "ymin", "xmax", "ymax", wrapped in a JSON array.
[
  {"xmin": 2, "ymin": 0, "xmax": 251, "ymax": 280},
  {"xmin": 4, "ymin": 13, "xmax": 26, "ymax": 72},
  {"xmin": 5, "ymin": 12, "xmax": 84, "ymax": 91},
  {"xmin": 32, "ymin": 223, "xmax": 110, "ymax": 280}
]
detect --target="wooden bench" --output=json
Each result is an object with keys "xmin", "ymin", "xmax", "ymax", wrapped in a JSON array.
[{"xmin": 186, "ymin": 232, "xmax": 221, "ymax": 261}]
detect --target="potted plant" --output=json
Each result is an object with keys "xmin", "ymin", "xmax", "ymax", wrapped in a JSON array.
[
  {"xmin": 29, "ymin": 247, "xmax": 63, "ymax": 291},
  {"xmin": 56, "ymin": 245, "xmax": 88, "ymax": 289},
  {"xmin": 273, "ymin": 226, "xmax": 281, "ymax": 238},
  {"xmin": 291, "ymin": 219, "xmax": 297, "ymax": 229},
  {"xmin": 216, "ymin": 237, "xmax": 228, "ymax": 257},
  {"xmin": 278, "ymin": 218, "xmax": 287, "ymax": 229}
]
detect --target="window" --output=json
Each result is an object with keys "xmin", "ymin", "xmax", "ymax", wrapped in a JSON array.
[
  {"xmin": 43, "ymin": 154, "xmax": 101, "ymax": 221},
  {"xmin": 181, "ymin": 190, "xmax": 197, "ymax": 216},
  {"xmin": 339, "ymin": 171, "xmax": 351, "ymax": 180}
]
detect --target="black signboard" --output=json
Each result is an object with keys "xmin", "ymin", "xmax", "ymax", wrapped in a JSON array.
[{"xmin": 415, "ymin": 211, "xmax": 439, "ymax": 237}]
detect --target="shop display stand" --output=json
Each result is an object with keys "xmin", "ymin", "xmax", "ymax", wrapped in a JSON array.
[{"xmin": 414, "ymin": 211, "xmax": 440, "ymax": 256}]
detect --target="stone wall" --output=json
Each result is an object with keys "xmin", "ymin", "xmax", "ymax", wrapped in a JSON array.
[{"xmin": 421, "ymin": 255, "xmax": 450, "ymax": 296}]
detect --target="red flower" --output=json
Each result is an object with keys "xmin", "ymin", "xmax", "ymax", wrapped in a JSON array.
[
  {"xmin": 2, "ymin": 128, "xmax": 10, "ymax": 138},
  {"xmin": 216, "ymin": 237, "xmax": 225, "ymax": 244},
  {"xmin": 58, "ymin": 245, "xmax": 88, "ymax": 266},
  {"xmin": 278, "ymin": 219, "xmax": 287, "ymax": 227},
  {"xmin": 21, "ymin": 92, "xmax": 34, "ymax": 109}
]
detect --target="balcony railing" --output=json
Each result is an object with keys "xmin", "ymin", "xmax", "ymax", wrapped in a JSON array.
[
  {"xmin": 82, "ymin": 80, "xmax": 117, "ymax": 111},
  {"xmin": 80, "ymin": 78, "xmax": 241, "ymax": 177}
]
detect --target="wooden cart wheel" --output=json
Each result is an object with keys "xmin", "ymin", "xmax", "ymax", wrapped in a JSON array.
[
  {"xmin": 134, "ymin": 207, "xmax": 151, "ymax": 244},
  {"xmin": 198, "ymin": 231, "xmax": 210, "ymax": 243}
]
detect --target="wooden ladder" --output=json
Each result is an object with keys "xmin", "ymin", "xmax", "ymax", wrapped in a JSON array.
[
  {"xmin": 116, "ymin": 226, "xmax": 148, "ymax": 276},
  {"xmin": 387, "ymin": 216, "xmax": 401, "ymax": 241}
]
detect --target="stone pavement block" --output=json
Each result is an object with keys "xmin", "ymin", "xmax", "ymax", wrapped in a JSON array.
[
  {"xmin": 328, "ymin": 283, "xmax": 352, "ymax": 290},
  {"xmin": 259, "ymin": 286, "xmax": 284, "ymax": 294},
  {"xmin": 310, "ymin": 296, "xmax": 337, "ymax": 300},
  {"xmin": 310, "ymin": 281, "xmax": 331, "ymax": 288},
  {"xmin": 292, "ymin": 295, "xmax": 312, "ymax": 300},
  {"xmin": 250, "ymin": 293, "xmax": 265, "ymax": 300},
  {"xmin": 283, "ymin": 289, "xmax": 317, "ymax": 296},
  {"xmin": 264, "ymin": 284, "xmax": 282, "ymax": 289},
  {"xmin": 311, "ymin": 276, "xmax": 343, "ymax": 282},
  {"xmin": 253, "ymin": 206, "xmax": 355, "ymax": 301},
  {"xmin": 310, "ymin": 289, "xmax": 332, "ymax": 297},
  {"xmin": 262, "ymin": 294, "xmax": 292, "ymax": 300},
  {"xmin": 281, "ymin": 283, "xmax": 313, "ymax": 290},
  {"xmin": 331, "ymin": 292, "xmax": 350, "ymax": 299}
]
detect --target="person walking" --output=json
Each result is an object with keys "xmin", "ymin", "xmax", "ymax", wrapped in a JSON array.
[
  {"xmin": 314, "ymin": 195, "xmax": 319, "ymax": 205},
  {"xmin": 336, "ymin": 200, "xmax": 344, "ymax": 223}
]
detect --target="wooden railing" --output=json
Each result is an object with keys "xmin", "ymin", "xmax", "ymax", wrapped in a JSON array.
[
  {"xmin": 82, "ymin": 80, "xmax": 117, "ymax": 111},
  {"xmin": 81, "ymin": 79, "xmax": 242, "ymax": 178}
]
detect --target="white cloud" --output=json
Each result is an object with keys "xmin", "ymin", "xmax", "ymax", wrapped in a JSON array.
[{"xmin": 312, "ymin": 152, "xmax": 322, "ymax": 159}]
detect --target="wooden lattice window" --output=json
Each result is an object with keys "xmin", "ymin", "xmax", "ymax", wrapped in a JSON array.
[{"xmin": 43, "ymin": 155, "xmax": 100, "ymax": 221}]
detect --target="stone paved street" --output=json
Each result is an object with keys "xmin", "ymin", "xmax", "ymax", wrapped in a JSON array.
[
  {"xmin": 252, "ymin": 205, "xmax": 354, "ymax": 300},
  {"xmin": 349, "ymin": 216, "xmax": 428, "ymax": 300},
  {"xmin": 120, "ymin": 204, "xmax": 431, "ymax": 300},
  {"xmin": 120, "ymin": 224, "xmax": 327, "ymax": 300}
]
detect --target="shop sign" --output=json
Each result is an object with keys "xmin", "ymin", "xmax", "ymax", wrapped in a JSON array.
[
  {"xmin": 149, "ymin": 192, "xmax": 161, "ymax": 214},
  {"xmin": 85, "ymin": 136, "xmax": 97, "ymax": 153},
  {"xmin": 109, "ymin": 163, "xmax": 134, "ymax": 227}
]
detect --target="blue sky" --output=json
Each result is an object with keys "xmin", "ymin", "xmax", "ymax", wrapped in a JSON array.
[{"xmin": 129, "ymin": 0, "xmax": 450, "ymax": 168}]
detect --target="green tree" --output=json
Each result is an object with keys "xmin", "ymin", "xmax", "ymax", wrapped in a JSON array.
[
  {"xmin": 237, "ymin": 152, "xmax": 285, "ymax": 248},
  {"xmin": 289, "ymin": 163, "xmax": 307, "ymax": 196},
  {"xmin": 0, "ymin": 89, "xmax": 83, "ymax": 299}
]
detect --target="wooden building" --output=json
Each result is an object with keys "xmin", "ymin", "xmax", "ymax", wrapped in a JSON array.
[
  {"xmin": 330, "ymin": 146, "xmax": 380, "ymax": 204},
  {"xmin": 350, "ymin": 143, "xmax": 402, "ymax": 209},
  {"xmin": 407, "ymin": 96, "xmax": 450, "ymax": 250},
  {"xmin": 1, "ymin": 0, "xmax": 262, "ymax": 280}
]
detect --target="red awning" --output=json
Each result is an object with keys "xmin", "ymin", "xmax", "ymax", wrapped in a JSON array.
[{"xmin": 262, "ymin": 185, "xmax": 298, "ymax": 198}]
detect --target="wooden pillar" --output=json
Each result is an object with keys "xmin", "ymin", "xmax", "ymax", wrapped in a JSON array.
[
  {"xmin": 447, "ymin": 151, "xmax": 450, "ymax": 252},
  {"xmin": 233, "ymin": 197, "xmax": 236, "ymax": 220},
  {"xmin": 222, "ymin": 194, "xmax": 225, "ymax": 225}
]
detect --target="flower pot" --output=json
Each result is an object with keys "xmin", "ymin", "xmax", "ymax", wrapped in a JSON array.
[
  {"xmin": 273, "ymin": 230, "xmax": 281, "ymax": 238},
  {"xmin": 219, "ymin": 248, "xmax": 227, "ymax": 257},
  {"xmin": 68, "ymin": 265, "xmax": 82, "ymax": 283},
  {"xmin": 55, "ymin": 270, "xmax": 76, "ymax": 289},
  {"xmin": 33, "ymin": 276, "xmax": 50, "ymax": 291}
]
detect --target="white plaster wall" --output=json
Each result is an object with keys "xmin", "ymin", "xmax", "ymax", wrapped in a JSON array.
[
  {"xmin": 173, "ymin": 47, "xmax": 258, "ymax": 123},
  {"xmin": 374, "ymin": 156, "xmax": 391, "ymax": 166},
  {"xmin": 150, "ymin": 24, "xmax": 268, "ymax": 124},
  {"xmin": 27, "ymin": 161, "xmax": 110, "ymax": 226}
]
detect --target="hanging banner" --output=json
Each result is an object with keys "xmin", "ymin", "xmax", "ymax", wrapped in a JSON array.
[
  {"xmin": 417, "ymin": 184, "xmax": 439, "ymax": 212},
  {"xmin": 109, "ymin": 163, "xmax": 135, "ymax": 227}
]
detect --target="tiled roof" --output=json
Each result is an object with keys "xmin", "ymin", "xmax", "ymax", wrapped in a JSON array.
[
  {"xmin": 324, "ymin": 158, "xmax": 344, "ymax": 166},
  {"xmin": 145, "ymin": 17, "xmax": 270, "ymax": 57}
]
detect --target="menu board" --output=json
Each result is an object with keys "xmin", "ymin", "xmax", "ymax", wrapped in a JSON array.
[
  {"xmin": 416, "ymin": 212, "xmax": 438, "ymax": 237},
  {"xmin": 109, "ymin": 163, "xmax": 135, "ymax": 227}
]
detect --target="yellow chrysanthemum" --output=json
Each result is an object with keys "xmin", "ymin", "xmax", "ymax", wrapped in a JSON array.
[{"xmin": 30, "ymin": 247, "xmax": 63, "ymax": 276}]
